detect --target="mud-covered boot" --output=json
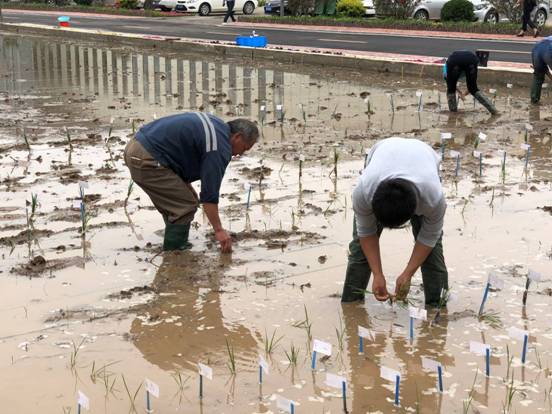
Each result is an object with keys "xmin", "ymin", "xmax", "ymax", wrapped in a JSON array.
[
  {"xmin": 531, "ymin": 73, "xmax": 545, "ymax": 104},
  {"xmin": 163, "ymin": 222, "xmax": 192, "ymax": 251},
  {"xmin": 474, "ymin": 91, "xmax": 498, "ymax": 115},
  {"xmin": 447, "ymin": 93, "xmax": 458, "ymax": 112}
]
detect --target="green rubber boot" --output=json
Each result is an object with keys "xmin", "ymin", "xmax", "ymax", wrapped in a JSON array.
[
  {"xmin": 474, "ymin": 91, "xmax": 498, "ymax": 115},
  {"xmin": 163, "ymin": 222, "xmax": 192, "ymax": 251}
]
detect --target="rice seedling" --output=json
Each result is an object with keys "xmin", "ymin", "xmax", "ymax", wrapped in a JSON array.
[
  {"xmin": 335, "ymin": 313, "xmax": 346, "ymax": 352},
  {"xmin": 27, "ymin": 193, "xmax": 39, "ymax": 220},
  {"xmin": 225, "ymin": 338, "xmax": 237, "ymax": 376},
  {"xmin": 433, "ymin": 287, "xmax": 451, "ymax": 324},
  {"xmin": 463, "ymin": 370, "xmax": 478, "ymax": 414},
  {"xmin": 124, "ymin": 179, "xmax": 134, "ymax": 208},
  {"xmin": 121, "ymin": 375, "xmax": 142, "ymax": 414},
  {"xmin": 22, "ymin": 128, "xmax": 30, "ymax": 151},
  {"xmin": 292, "ymin": 305, "xmax": 313, "ymax": 343},
  {"xmin": 329, "ymin": 147, "xmax": 339, "ymax": 179},
  {"xmin": 478, "ymin": 310, "xmax": 503, "ymax": 329},
  {"xmin": 80, "ymin": 201, "xmax": 91, "ymax": 236},
  {"xmin": 90, "ymin": 360, "xmax": 119, "ymax": 384},
  {"xmin": 504, "ymin": 345, "xmax": 513, "ymax": 382},
  {"xmin": 65, "ymin": 127, "xmax": 73, "ymax": 151},
  {"xmin": 285, "ymin": 343, "xmax": 300, "ymax": 366},
  {"xmin": 263, "ymin": 329, "xmax": 284, "ymax": 356},
  {"xmin": 489, "ymin": 187, "xmax": 495, "ymax": 208},
  {"xmin": 388, "ymin": 93, "xmax": 395, "ymax": 113},
  {"xmin": 299, "ymin": 103, "xmax": 306, "ymax": 125},
  {"xmin": 108, "ymin": 117, "xmax": 114, "ymax": 138},
  {"xmin": 171, "ymin": 370, "xmax": 190, "ymax": 404},
  {"xmin": 69, "ymin": 337, "xmax": 87, "ymax": 372},
  {"xmin": 502, "ymin": 373, "xmax": 518, "ymax": 413}
]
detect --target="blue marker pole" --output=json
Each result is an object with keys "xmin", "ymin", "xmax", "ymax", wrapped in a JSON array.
[
  {"xmin": 437, "ymin": 365, "xmax": 443, "ymax": 393},
  {"xmin": 478, "ymin": 283, "xmax": 490, "ymax": 316},
  {"xmin": 359, "ymin": 336, "xmax": 364, "ymax": 353},
  {"xmin": 311, "ymin": 351, "xmax": 317, "ymax": 370},
  {"xmin": 521, "ymin": 334, "xmax": 528, "ymax": 364},
  {"xmin": 525, "ymin": 147, "xmax": 530, "ymax": 170},
  {"xmin": 246, "ymin": 185, "xmax": 252, "ymax": 209},
  {"xmin": 394, "ymin": 375, "xmax": 400, "ymax": 406},
  {"xmin": 259, "ymin": 365, "xmax": 263, "ymax": 384},
  {"xmin": 146, "ymin": 390, "xmax": 151, "ymax": 413},
  {"xmin": 290, "ymin": 402, "xmax": 295, "ymax": 414},
  {"xmin": 342, "ymin": 381, "xmax": 347, "ymax": 412},
  {"xmin": 485, "ymin": 348, "xmax": 490, "ymax": 377},
  {"xmin": 199, "ymin": 375, "xmax": 203, "ymax": 399},
  {"xmin": 409, "ymin": 317, "xmax": 414, "ymax": 342}
]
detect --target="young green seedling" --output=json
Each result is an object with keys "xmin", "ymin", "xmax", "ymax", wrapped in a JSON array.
[
  {"xmin": 387, "ymin": 93, "xmax": 395, "ymax": 113},
  {"xmin": 22, "ymin": 128, "xmax": 30, "ymax": 151},
  {"xmin": 225, "ymin": 338, "xmax": 237, "ymax": 376},
  {"xmin": 124, "ymin": 180, "xmax": 134, "ymax": 208},
  {"xmin": 416, "ymin": 90, "xmax": 423, "ymax": 112}
]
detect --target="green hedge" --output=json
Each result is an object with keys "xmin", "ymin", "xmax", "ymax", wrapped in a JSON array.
[
  {"xmin": 239, "ymin": 15, "xmax": 552, "ymax": 35},
  {"xmin": 441, "ymin": 0, "xmax": 475, "ymax": 22},
  {"xmin": 0, "ymin": 2, "xmax": 168, "ymax": 16},
  {"xmin": 336, "ymin": 0, "xmax": 365, "ymax": 18}
]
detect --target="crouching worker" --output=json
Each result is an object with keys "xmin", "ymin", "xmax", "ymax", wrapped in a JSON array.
[
  {"xmin": 530, "ymin": 36, "xmax": 552, "ymax": 104},
  {"xmin": 124, "ymin": 113, "xmax": 259, "ymax": 252},
  {"xmin": 341, "ymin": 137, "xmax": 448, "ymax": 306},
  {"xmin": 444, "ymin": 50, "xmax": 498, "ymax": 115}
]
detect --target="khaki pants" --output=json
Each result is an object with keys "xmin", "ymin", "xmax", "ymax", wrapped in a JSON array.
[{"xmin": 124, "ymin": 139, "xmax": 199, "ymax": 225}]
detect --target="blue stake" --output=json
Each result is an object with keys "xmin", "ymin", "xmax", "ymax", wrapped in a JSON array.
[
  {"xmin": 199, "ymin": 374, "xmax": 203, "ymax": 399},
  {"xmin": 478, "ymin": 283, "xmax": 490, "ymax": 316},
  {"xmin": 394, "ymin": 375, "xmax": 400, "ymax": 406},
  {"xmin": 409, "ymin": 317, "xmax": 414, "ymax": 341},
  {"xmin": 146, "ymin": 390, "xmax": 151, "ymax": 413},
  {"xmin": 290, "ymin": 402, "xmax": 295, "ymax": 414},
  {"xmin": 485, "ymin": 348, "xmax": 490, "ymax": 377},
  {"xmin": 522, "ymin": 334, "xmax": 528, "ymax": 364},
  {"xmin": 525, "ymin": 148, "xmax": 530, "ymax": 169},
  {"xmin": 246, "ymin": 185, "xmax": 252, "ymax": 209},
  {"xmin": 437, "ymin": 365, "xmax": 443, "ymax": 393},
  {"xmin": 342, "ymin": 381, "xmax": 347, "ymax": 412},
  {"xmin": 359, "ymin": 336, "xmax": 364, "ymax": 353},
  {"xmin": 311, "ymin": 351, "xmax": 317, "ymax": 370},
  {"xmin": 259, "ymin": 365, "xmax": 263, "ymax": 384}
]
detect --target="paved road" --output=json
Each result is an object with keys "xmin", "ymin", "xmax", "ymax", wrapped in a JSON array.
[{"xmin": 1, "ymin": 9, "xmax": 536, "ymax": 63}]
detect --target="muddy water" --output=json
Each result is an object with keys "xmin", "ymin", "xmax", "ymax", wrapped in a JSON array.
[{"xmin": 1, "ymin": 32, "xmax": 551, "ymax": 413}]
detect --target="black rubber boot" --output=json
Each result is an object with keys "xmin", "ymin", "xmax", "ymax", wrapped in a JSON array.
[
  {"xmin": 342, "ymin": 262, "xmax": 370, "ymax": 302},
  {"xmin": 447, "ymin": 93, "xmax": 458, "ymax": 112},
  {"xmin": 474, "ymin": 91, "xmax": 498, "ymax": 115},
  {"xmin": 163, "ymin": 222, "xmax": 192, "ymax": 251},
  {"xmin": 531, "ymin": 73, "xmax": 545, "ymax": 104}
]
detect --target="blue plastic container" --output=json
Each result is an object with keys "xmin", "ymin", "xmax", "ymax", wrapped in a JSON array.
[{"xmin": 236, "ymin": 35, "xmax": 267, "ymax": 48}]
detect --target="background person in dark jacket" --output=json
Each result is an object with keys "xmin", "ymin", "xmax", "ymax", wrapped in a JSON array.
[
  {"xmin": 444, "ymin": 50, "xmax": 498, "ymax": 115},
  {"xmin": 530, "ymin": 36, "xmax": 552, "ymax": 103},
  {"xmin": 516, "ymin": 0, "xmax": 539, "ymax": 37},
  {"xmin": 124, "ymin": 113, "xmax": 258, "ymax": 252},
  {"xmin": 223, "ymin": 0, "xmax": 236, "ymax": 23}
]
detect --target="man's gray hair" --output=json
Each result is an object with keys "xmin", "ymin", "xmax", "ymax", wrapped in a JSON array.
[{"xmin": 228, "ymin": 118, "xmax": 259, "ymax": 145}]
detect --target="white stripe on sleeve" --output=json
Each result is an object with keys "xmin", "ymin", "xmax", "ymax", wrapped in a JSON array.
[
  {"xmin": 199, "ymin": 112, "xmax": 217, "ymax": 152},
  {"xmin": 195, "ymin": 112, "xmax": 211, "ymax": 152}
]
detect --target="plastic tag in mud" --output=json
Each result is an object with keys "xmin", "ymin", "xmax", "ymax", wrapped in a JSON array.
[
  {"xmin": 497, "ymin": 150, "xmax": 506, "ymax": 158},
  {"xmin": 440, "ymin": 132, "xmax": 452, "ymax": 141},
  {"xmin": 145, "ymin": 378, "xmax": 159, "ymax": 398},
  {"xmin": 259, "ymin": 355, "xmax": 269, "ymax": 375},
  {"xmin": 473, "ymin": 150, "xmax": 482, "ymax": 158},
  {"xmin": 469, "ymin": 341, "xmax": 490, "ymax": 356},
  {"xmin": 416, "ymin": 91, "xmax": 423, "ymax": 97},
  {"xmin": 299, "ymin": 154, "xmax": 305, "ymax": 162},
  {"xmin": 78, "ymin": 181, "xmax": 89, "ymax": 189},
  {"xmin": 364, "ymin": 97, "xmax": 369, "ymax": 103},
  {"xmin": 520, "ymin": 143, "xmax": 531, "ymax": 151},
  {"xmin": 528, "ymin": 269, "xmax": 541, "ymax": 282},
  {"xmin": 488, "ymin": 273, "xmax": 504, "ymax": 290},
  {"xmin": 276, "ymin": 104, "xmax": 282, "ymax": 111},
  {"xmin": 489, "ymin": 89, "xmax": 497, "ymax": 94},
  {"xmin": 421, "ymin": 356, "xmax": 441, "ymax": 372},
  {"xmin": 449, "ymin": 150, "xmax": 460, "ymax": 158},
  {"xmin": 313, "ymin": 339, "xmax": 332, "ymax": 356},
  {"xmin": 198, "ymin": 363, "xmax": 213, "ymax": 380},
  {"xmin": 478, "ymin": 132, "xmax": 487, "ymax": 141},
  {"xmin": 507, "ymin": 326, "xmax": 528, "ymax": 341},
  {"xmin": 358, "ymin": 326, "xmax": 375, "ymax": 341},
  {"xmin": 380, "ymin": 366, "xmax": 400, "ymax": 382},
  {"xmin": 260, "ymin": 105, "xmax": 266, "ymax": 112},
  {"xmin": 525, "ymin": 123, "xmax": 533, "ymax": 131},
  {"xmin": 409, "ymin": 306, "xmax": 427, "ymax": 321},
  {"xmin": 543, "ymin": 83, "xmax": 549, "ymax": 88},
  {"xmin": 276, "ymin": 395, "xmax": 295, "ymax": 412},
  {"xmin": 447, "ymin": 292, "xmax": 458, "ymax": 303},
  {"xmin": 507, "ymin": 83, "xmax": 513, "ymax": 88},
  {"xmin": 72, "ymin": 201, "xmax": 82, "ymax": 209},
  {"xmin": 110, "ymin": 116, "xmax": 114, "ymax": 124},
  {"xmin": 153, "ymin": 113, "xmax": 157, "ymax": 120},
  {"xmin": 325, "ymin": 373, "xmax": 346, "ymax": 389},
  {"xmin": 78, "ymin": 390, "xmax": 90, "ymax": 410}
]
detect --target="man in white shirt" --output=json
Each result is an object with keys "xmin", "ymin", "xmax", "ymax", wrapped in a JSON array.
[{"xmin": 341, "ymin": 137, "xmax": 448, "ymax": 305}]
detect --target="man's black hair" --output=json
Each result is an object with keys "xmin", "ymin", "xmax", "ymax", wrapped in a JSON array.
[
  {"xmin": 372, "ymin": 178, "xmax": 417, "ymax": 228},
  {"xmin": 228, "ymin": 118, "xmax": 259, "ymax": 145}
]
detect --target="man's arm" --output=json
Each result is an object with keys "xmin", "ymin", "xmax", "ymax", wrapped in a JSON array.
[
  {"xmin": 203, "ymin": 203, "xmax": 232, "ymax": 253},
  {"xmin": 359, "ymin": 234, "xmax": 389, "ymax": 301}
]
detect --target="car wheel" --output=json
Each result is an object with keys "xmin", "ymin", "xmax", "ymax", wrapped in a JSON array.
[
  {"xmin": 484, "ymin": 10, "xmax": 498, "ymax": 24},
  {"xmin": 413, "ymin": 9, "xmax": 429, "ymax": 20},
  {"xmin": 243, "ymin": 0, "xmax": 255, "ymax": 14},
  {"xmin": 198, "ymin": 2, "xmax": 211, "ymax": 15},
  {"xmin": 535, "ymin": 8, "xmax": 547, "ymax": 27}
]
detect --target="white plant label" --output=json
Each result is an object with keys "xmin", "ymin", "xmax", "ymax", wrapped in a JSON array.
[
  {"xmin": 440, "ymin": 132, "xmax": 452, "ymax": 140},
  {"xmin": 276, "ymin": 104, "xmax": 283, "ymax": 111},
  {"xmin": 325, "ymin": 373, "xmax": 346, "ymax": 389},
  {"xmin": 364, "ymin": 97, "xmax": 369, "ymax": 103},
  {"xmin": 78, "ymin": 391, "xmax": 90, "ymax": 410},
  {"xmin": 145, "ymin": 378, "xmax": 159, "ymax": 398},
  {"xmin": 447, "ymin": 292, "xmax": 458, "ymax": 303},
  {"xmin": 489, "ymin": 89, "xmax": 497, "ymax": 94},
  {"xmin": 299, "ymin": 154, "xmax": 305, "ymax": 162},
  {"xmin": 520, "ymin": 143, "xmax": 531, "ymax": 151},
  {"xmin": 380, "ymin": 366, "xmax": 401, "ymax": 382},
  {"xmin": 153, "ymin": 113, "xmax": 157, "ymax": 120},
  {"xmin": 110, "ymin": 116, "xmax": 114, "ymax": 124},
  {"xmin": 543, "ymin": 83, "xmax": 549, "ymax": 88},
  {"xmin": 449, "ymin": 150, "xmax": 460, "ymax": 158},
  {"xmin": 478, "ymin": 132, "xmax": 487, "ymax": 141},
  {"xmin": 409, "ymin": 306, "xmax": 427, "ymax": 321},
  {"xmin": 507, "ymin": 83, "xmax": 513, "ymax": 88},
  {"xmin": 416, "ymin": 90, "xmax": 423, "ymax": 97},
  {"xmin": 78, "ymin": 181, "xmax": 89, "ymax": 189},
  {"xmin": 507, "ymin": 326, "xmax": 529, "ymax": 341},
  {"xmin": 72, "ymin": 201, "xmax": 82, "ymax": 209},
  {"xmin": 473, "ymin": 150, "xmax": 482, "ymax": 158},
  {"xmin": 313, "ymin": 339, "xmax": 332, "ymax": 356},
  {"xmin": 421, "ymin": 356, "xmax": 442, "ymax": 372},
  {"xmin": 198, "ymin": 363, "xmax": 213, "ymax": 380},
  {"xmin": 528, "ymin": 269, "xmax": 541, "ymax": 282},
  {"xmin": 259, "ymin": 355, "xmax": 269, "ymax": 375},
  {"xmin": 358, "ymin": 326, "xmax": 375, "ymax": 341},
  {"xmin": 260, "ymin": 105, "xmax": 266, "ymax": 111},
  {"xmin": 276, "ymin": 395, "xmax": 295, "ymax": 412},
  {"xmin": 525, "ymin": 123, "xmax": 533, "ymax": 131},
  {"xmin": 497, "ymin": 150, "xmax": 506, "ymax": 158},
  {"xmin": 469, "ymin": 341, "xmax": 491, "ymax": 356},
  {"xmin": 488, "ymin": 273, "xmax": 504, "ymax": 290}
]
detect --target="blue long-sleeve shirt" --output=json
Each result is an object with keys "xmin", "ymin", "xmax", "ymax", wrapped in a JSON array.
[
  {"xmin": 136, "ymin": 112, "xmax": 232, "ymax": 204},
  {"xmin": 532, "ymin": 37, "xmax": 552, "ymax": 74}
]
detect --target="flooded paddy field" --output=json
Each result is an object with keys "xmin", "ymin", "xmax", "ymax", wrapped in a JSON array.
[{"xmin": 1, "ymin": 33, "xmax": 551, "ymax": 413}]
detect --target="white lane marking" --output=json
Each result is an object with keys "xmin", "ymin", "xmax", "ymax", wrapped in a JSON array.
[
  {"xmin": 206, "ymin": 31, "xmax": 237, "ymax": 35},
  {"xmin": 486, "ymin": 49, "xmax": 531, "ymax": 55},
  {"xmin": 122, "ymin": 25, "xmax": 152, "ymax": 29},
  {"xmin": 318, "ymin": 38, "xmax": 366, "ymax": 44}
]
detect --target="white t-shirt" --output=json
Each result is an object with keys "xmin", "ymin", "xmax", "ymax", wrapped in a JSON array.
[{"xmin": 353, "ymin": 137, "xmax": 446, "ymax": 247}]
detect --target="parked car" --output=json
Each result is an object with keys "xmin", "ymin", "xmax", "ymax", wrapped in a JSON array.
[
  {"xmin": 264, "ymin": 0, "xmax": 375, "ymax": 15},
  {"xmin": 363, "ymin": 0, "xmax": 376, "ymax": 16},
  {"xmin": 168, "ymin": 0, "xmax": 256, "ymax": 14},
  {"xmin": 136, "ymin": 0, "xmax": 162, "ymax": 9}
]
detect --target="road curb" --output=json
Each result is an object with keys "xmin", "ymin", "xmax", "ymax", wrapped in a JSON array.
[{"xmin": 0, "ymin": 22, "xmax": 534, "ymax": 86}]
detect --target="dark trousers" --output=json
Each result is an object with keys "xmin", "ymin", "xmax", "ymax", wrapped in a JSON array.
[
  {"xmin": 446, "ymin": 51, "xmax": 479, "ymax": 96},
  {"xmin": 224, "ymin": 1, "xmax": 236, "ymax": 22},
  {"xmin": 341, "ymin": 217, "xmax": 448, "ymax": 306},
  {"xmin": 521, "ymin": 3, "xmax": 536, "ymax": 31}
]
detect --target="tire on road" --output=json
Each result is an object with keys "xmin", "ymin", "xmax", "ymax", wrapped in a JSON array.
[
  {"xmin": 243, "ymin": 0, "xmax": 255, "ymax": 14},
  {"xmin": 198, "ymin": 2, "xmax": 211, "ymax": 15}
]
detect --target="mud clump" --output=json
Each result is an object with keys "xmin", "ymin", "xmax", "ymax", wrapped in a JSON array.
[
  {"xmin": 0, "ymin": 229, "xmax": 55, "ymax": 246},
  {"xmin": 239, "ymin": 166, "xmax": 272, "ymax": 180},
  {"xmin": 108, "ymin": 285, "xmax": 156, "ymax": 300},
  {"xmin": 11, "ymin": 255, "xmax": 86, "ymax": 277}
]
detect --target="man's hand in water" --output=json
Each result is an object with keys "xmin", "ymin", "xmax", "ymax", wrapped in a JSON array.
[{"xmin": 372, "ymin": 275, "xmax": 390, "ymax": 301}]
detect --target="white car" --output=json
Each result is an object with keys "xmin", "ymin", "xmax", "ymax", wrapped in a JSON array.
[
  {"xmin": 363, "ymin": 0, "xmax": 376, "ymax": 16},
  {"xmin": 471, "ymin": 0, "xmax": 548, "ymax": 26},
  {"xmin": 166, "ymin": 0, "xmax": 257, "ymax": 15}
]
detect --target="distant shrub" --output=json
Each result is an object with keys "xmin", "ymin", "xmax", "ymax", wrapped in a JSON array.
[
  {"xmin": 337, "ymin": 0, "xmax": 364, "ymax": 17},
  {"xmin": 119, "ymin": 0, "xmax": 138, "ymax": 8},
  {"xmin": 441, "ymin": 0, "xmax": 475, "ymax": 21},
  {"xmin": 374, "ymin": 0, "xmax": 421, "ymax": 19},
  {"xmin": 74, "ymin": 0, "xmax": 93, "ymax": 5}
]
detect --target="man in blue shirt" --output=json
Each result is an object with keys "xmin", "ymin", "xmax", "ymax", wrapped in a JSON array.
[
  {"xmin": 124, "ymin": 112, "xmax": 258, "ymax": 252},
  {"xmin": 531, "ymin": 36, "xmax": 552, "ymax": 103}
]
